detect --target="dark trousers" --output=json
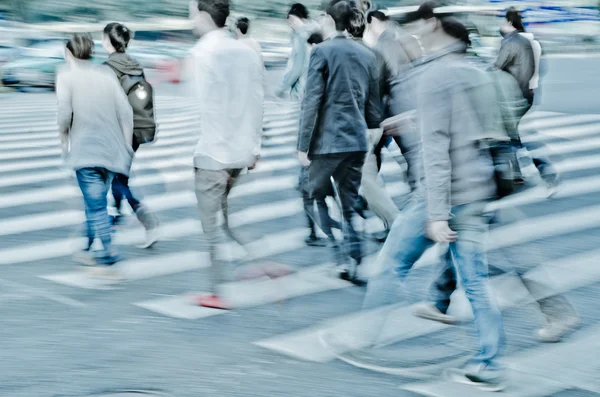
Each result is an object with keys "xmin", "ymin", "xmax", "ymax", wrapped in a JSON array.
[
  {"xmin": 307, "ymin": 152, "xmax": 366, "ymax": 264},
  {"xmin": 112, "ymin": 137, "xmax": 140, "ymax": 213},
  {"xmin": 299, "ymin": 167, "xmax": 335, "ymax": 239}
]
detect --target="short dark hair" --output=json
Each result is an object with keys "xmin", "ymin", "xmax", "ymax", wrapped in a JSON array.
[
  {"xmin": 103, "ymin": 23, "xmax": 131, "ymax": 53},
  {"xmin": 288, "ymin": 3, "xmax": 309, "ymax": 20},
  {"xmin": 197, "ymin": 0, "xmax": 230, "ymax": 28},
  {"xmin": 505, "ymin": 7, "xmax": 525, "ymax": 32},
  {"xmin": 66, "ymin": 33, "xmax": 94, "ymax": 60},
  {"xmin": 327, "ymin": 1, "xmax": 353, "ymax": 32},
  {"xmin": 348, "ymin": 7, "xmax": 366, "ymax": 38},
  {"xmin": 307, "ymin": 31, "xmax": 324, "ymax": 45},
  {"xmin": 407, "ymin": 1, "xmax": 471, "ymax": 47},
  {"xmin": 236, "ymin": 17, "xmax": 250, "ymax": 35},
  {"xmin": 366, "ymin": 9, "xmax": 388, "ymax": 24}
]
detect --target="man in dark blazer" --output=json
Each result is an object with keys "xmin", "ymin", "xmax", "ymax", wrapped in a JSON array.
[{"xmin": 297, "ymin": 0, "xmax": 382, "ymax": 282}]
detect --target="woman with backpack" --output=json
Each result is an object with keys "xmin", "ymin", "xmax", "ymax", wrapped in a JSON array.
[{"xmin": 102, "ymin": 22, "xmax": 159, "ymax": 249}]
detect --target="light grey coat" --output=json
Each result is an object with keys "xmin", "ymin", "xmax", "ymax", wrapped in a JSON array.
[
  {"xmin": 417, "ymin": 44, "xmax": 498, "ymax": 221},
  {"xmin": 56, "ymin": 61, "xmax": 134, "ymax": 176}
]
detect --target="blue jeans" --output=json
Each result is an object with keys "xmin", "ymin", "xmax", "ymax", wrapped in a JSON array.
[
  {"xmin": 76, "ymin": 167, "xmax": 115, "ymax": 261},
  {"xmin": 446, "ymin": 202, "xmax": 504, "ymax": 369},
  {"xmin": 362, "ymin": 199, "xmax": 435, "ymax": 310},
  {"xmin": 362, "ymin": 200, "xmax": 504, "ymax": 368},
  {"xmin": 112, "ymin": 173, "xmax": 141, "ymax": 213}
]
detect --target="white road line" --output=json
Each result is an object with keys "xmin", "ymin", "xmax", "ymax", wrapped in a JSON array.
[
  {"xmin": 0, "ymin": 277, "xmax": 86, "ymax": 308},
  {"xmin": 0, "ymin": 218, "xmax": 200, "ymax": 266},
  {"xmin": 41, "ymin": 228, "xmax": 309, "ymax": 290},
  {"xmin": 520, "ymin": 113, "xmax": 600, "ymax": 131},
  {"xmin": 523, "ymin": 121, "xmax": 600, "ymax": 142},
  {"xmin": 41, "ymin": 251, "xmax": 210, "ymax": 290},
  {"xmin": 253, "ymin": 248, "xmax": 600, "ymax": 362},
  {"xmin": 134, "ymin": 263, "xmax": 349, "ymax": 320}
]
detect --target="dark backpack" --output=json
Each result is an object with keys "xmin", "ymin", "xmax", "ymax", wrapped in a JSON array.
[
  {"xmin": 488, "ymin": 70, "xmax": 531, "ymax": 197},
  {"xmin": 119, "ymin": 74, "xmax": 157, "ymax": 145}
]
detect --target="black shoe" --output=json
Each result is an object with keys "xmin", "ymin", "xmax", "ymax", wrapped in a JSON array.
[
  {"xmin": 337, "ymin": 260, "xmax": 367, "ymax": 287},
  {"xmin": 305, "ymin": 234, "xmax": 327, "ymax": 247}
]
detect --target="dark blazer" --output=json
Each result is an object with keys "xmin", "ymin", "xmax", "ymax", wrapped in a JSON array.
[{"xmin": 297, "ymin": 34, "xmax": 382, "ymax": 157}]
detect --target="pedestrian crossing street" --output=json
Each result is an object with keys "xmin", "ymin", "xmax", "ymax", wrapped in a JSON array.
[{"xmin": 1, "ymin": 92, "xmax": 600, "ymax": 396}]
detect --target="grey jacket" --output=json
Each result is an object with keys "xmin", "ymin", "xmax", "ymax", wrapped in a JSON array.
[
  {"xmin": 56, "ymin": 61, "xmax": 134, "ymax": 176},
  {"xmin": 418, "ymin": 44, "xmax": 497, "ymax": 221},
  {"xmin": 298, "ymin": 34, "xmax": 382, "ymax": 157},
  {"xmin": 495, "ymin": 31, "xmax": 535, "ymax": 100}
]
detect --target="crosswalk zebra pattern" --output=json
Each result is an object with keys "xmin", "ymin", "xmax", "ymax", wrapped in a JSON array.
[{"xmin": 1, "ymin": 91, "xmax": 600, "ymax": 396}]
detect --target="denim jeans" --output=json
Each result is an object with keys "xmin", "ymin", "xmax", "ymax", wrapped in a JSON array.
[
  {"xmin": 362, "ymin": 199, "xmax": 434, "ymax": 310},
  {"xmin": 112, "ymin": 173, "xmax": 141, "ymax": 213},
  {"xmin": 362, "ymin": 200, "xmax": 504, "ymax": 368},
  {"xmin": 76, "ymin": 167, "xmax": 115, "ymax": 260},
  {"xmin": 447, "ymin": 202, "xmax": 504, "ymax": 369}
]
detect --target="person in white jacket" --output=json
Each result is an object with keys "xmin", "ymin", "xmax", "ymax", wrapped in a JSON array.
[{"xmin": 188, "ymin": 0, "xmax": 264, "ymax": 309}]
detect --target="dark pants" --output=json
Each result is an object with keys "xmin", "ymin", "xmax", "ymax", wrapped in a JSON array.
[
  {"xmin": 112, "ymin": 137, "xmax": 140, "ymax": 213},
  {"xmin": 299, "ymin": 167, "xmax": 335, "ymax": 239},
  {"xmin": 307, "ymin": 152, "xmax": 366, "ymax": 264}
]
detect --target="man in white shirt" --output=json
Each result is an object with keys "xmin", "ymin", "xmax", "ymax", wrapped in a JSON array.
[{"xmin": 188, "ymin": 0, "xmax": 264, "ymax": 309}]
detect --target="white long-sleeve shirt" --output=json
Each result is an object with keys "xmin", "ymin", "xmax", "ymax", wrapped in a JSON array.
[
  {"xmin": 188, "ymin": 29, "xmax": 264, "ymax": 170},
  {"xmin": 520, "ymin": 32, "xmax": 542, "ymax": 90}
]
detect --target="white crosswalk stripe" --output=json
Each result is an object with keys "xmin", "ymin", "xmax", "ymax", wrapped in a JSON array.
[{"xmin": 1, "ymin": 92, "xmax": 600, "ymax": 397}]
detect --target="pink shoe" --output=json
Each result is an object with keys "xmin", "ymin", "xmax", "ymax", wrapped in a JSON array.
[{"xmin": 195, "ymin": 295, "xmax": 230, "ymax": 310}]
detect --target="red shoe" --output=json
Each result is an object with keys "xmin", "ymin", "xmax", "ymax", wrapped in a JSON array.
[{"xmin": 195, "ymin": 295, "xmax": 230, "ymax": 310}]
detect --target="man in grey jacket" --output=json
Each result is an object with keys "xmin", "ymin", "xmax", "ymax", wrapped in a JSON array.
[
  {"xmin": 495, "ymin": 7, "xmax": 535, "ymax": 104},
  {"xmin": 412, "ymin": 3, "xmax": 505, "ymax": 390},
  {"xmin": 298, "ymin": 0, "xmax": 381, "ymax": 282}
]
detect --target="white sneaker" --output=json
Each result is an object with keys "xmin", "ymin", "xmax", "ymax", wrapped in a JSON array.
[
  {"xmin": 138, "ymin": 227, "xmax": 160, "ymax": 249},
  {"xmin": 536, "ymin": 316, "xmax": 581, "ymax": 343},
  {"xmin": 413, "ymin": 302, "xmax": 458, "ymax": 325}
]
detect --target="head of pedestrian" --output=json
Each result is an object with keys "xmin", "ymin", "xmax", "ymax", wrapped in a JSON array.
[
  {"xmin": 307, "ymin": 31, "xmax": 324, "ymax": 51},
  {"xmin": 235, "ymin": 17, "xmax": 250, "ymax": 38},
  {"xmin": 500, "ymin": 7, "xmax": 525, "ymax": 36},
  {"xmin": 348, "ymin": 5, "xmax": 366, "ymax": 39},
  {"xmin": 64, "ymin": 33, "xmax": 94, "ymax": 64},
  {"xmin": 407, "ymin": 1, "xmax": 471, "ymax": 53},
  {"xmin": 323, "ymin": 0, "xmax": 353, "ymax": 34},
  {"xmin": 366, "ymin": 9, "xmax": 389, "ymax": 40},
  {"xmin": 287, "ymin": 3, "xmax": 309, "ymax": 31},
  {"xmin": 102, "ymin": 23, "xmax": 131, "ymax": 55},
  {"xmin": 189, "ymin": 0, "xmax": 230, "ymax": 37}
]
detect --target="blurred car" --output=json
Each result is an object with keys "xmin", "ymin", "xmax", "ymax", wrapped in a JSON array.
[{"xmin": 2, "ymin": 41, "xmax": 107, "ymax": 90}]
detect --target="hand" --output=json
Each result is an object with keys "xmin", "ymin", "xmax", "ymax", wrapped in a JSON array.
[
  {"xmin": 248, "ymin": 155, "xmax": 260, "ymax": 171},
  {"xmin": 427, "ymin": 221, "xmax": 457, "ymax": 243},
  {"xmin": 298, "ymin": 151, "xmax": 311, "ymax": 168}
]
